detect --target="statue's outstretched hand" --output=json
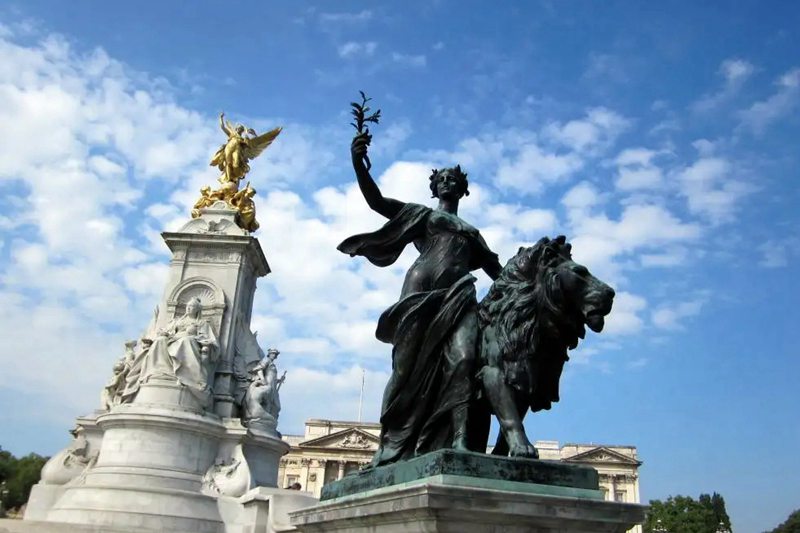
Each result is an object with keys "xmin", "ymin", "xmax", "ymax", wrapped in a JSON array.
[{"xmin": 351, "ymin": 132, "xmax": 372, "ymax": 167}]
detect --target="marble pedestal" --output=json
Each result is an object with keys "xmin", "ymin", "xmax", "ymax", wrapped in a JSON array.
[
  {"xmin": 33, "ymin": 380, "xmax": 290, "ymax": 532},
  {"xmin": 8, "ymin": 487, "xmax": 317, "ymax": 533},
  {"xmin": 44, "ymin": 382, "xmax": 226, "ymax": 532}
]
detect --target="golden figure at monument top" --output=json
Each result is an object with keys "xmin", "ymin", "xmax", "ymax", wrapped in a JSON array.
[
  {"xmin": 230, "ymin": 182, "xmax": 260, "ymax": 232},
  {"xmin": 191, "ymin": 112, "xmax": 282, "ymax": 231}
]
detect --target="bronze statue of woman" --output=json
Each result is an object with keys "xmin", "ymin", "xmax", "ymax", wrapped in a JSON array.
[{"xmin": 338, "ymin": 130, "xmax": 503, "ymax": 466}]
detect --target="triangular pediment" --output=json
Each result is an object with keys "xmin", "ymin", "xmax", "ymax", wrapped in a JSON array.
[
  {"xmin": 299, "ymin": 427, "xmax": 379, "ymax": 451},
  {"xmin": 562, "ymin": 447, "xmax": 641, "ymax": 466}
]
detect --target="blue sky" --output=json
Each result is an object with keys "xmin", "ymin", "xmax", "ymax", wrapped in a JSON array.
[{"xmin": 0, "ymin": 2, "xmax": 798, "ymax": 531}]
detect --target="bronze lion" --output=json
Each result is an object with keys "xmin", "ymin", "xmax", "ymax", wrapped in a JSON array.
[{"xmin": 468, "ymin": 235, "xmax": 615, "ymax": 457}]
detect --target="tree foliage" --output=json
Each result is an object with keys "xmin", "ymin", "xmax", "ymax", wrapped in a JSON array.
[
  {"xmin": 643, "ymin": 493, "xmax": 732, "ymax": 533},
  {"xmin": 0, "ymin": 446, "xmax": 49, "ymax": 512},
  {"xmin": 765, "ymin": 509, "xmax": 800, "ymax": 533}
]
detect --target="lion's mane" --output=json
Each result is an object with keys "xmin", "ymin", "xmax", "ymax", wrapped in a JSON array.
[{"xmin": 477, "ymin": 236, "xmax": 575, "ymax": 411}]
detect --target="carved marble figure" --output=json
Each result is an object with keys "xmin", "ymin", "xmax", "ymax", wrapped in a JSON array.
[
  {"xmin": 100, "ymin": 340, "xmax": 137, "ymax": 410},
  {"xmin": 38, "ymin": 428, "xmax": 94, "ymax": 485},
  {"xmin": 242, "ymin": 348, "xmax": 285, "ymax": 428},
  {"xmin": 137, "ymin": 297, "xmax": 220, "ymax": 407}
]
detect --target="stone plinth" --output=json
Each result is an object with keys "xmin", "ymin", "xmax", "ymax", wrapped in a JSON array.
[
  {"xmin": 291, "ymin": 476, "xmax": 646, "ymax": 533},
  {"xmin": 44, "ymin": 384, "xmax": 228, "ymax": 532},
  {"xmin": 160, "ymin": 202, "xmax": 271, "ymax": 418},
  {"xmin": 320, "ymin": 449, "xmax": 599, "ymax": 500},
  {"xmin": 291, "ymin": 450, "xmax": 646, "ymax": 532},
  {"xmin": 7, "ymin": 487, "xmax": 317, "ymax": 533}
]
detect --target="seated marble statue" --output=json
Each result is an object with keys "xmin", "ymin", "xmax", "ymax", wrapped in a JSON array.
[
  {"xmin": 138, "ymin": 297, "xmax": 219, "ymax": 407},
  {"xmin": 242, "ymin": 348, "xmax": 285, "ymax": 428}
]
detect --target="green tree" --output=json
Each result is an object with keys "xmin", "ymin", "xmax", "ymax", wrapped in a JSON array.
[
  {"xmin": 644, "ymin": 493, "xmax": 732, "ymax": 533},
  {"xmin": 698, "ymin": 492, "xmax": 732, "ymax": 532},
  {"xmin": 0, "ymin": 447, "xmax": 15, "ymax": 482},
  {"xmin": 765, "ymin": 509, "xmax": 800, "ymax": 533}
]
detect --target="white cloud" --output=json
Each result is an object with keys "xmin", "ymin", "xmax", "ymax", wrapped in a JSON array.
[
  {"xmin": 0, "ymin": 291, "xmax": 126, "ymax": 422},
  {"xmin": 617, "ymin": 167, "xmax": 663, "ymax": 191},
  {"xmin": 370, "ymin": 120, "xmax": 412, "ymax": 158},
  {"xmin": 721, "ymin": 58, "xmax": 756, "ymax": 84},
  {"xmin": 648, "ymin": 117, "xmax": 681, "ymax": 136},
  {"xmin": 676, "ymin": 156, "xmax": 751, "ymax": 223},
  {"xmin": 495, "ymin": 143, "xmax": 583, "ymax": 194},
  {"xmin": 416, "ymin": 108, "xmax": 628, "ymax": 198},
  {"xmin": 564, "ymin": 190, "xmax": 702, "ymax": 284},
  {"xmin": 0, "ymin": 25, "xmax": 740, "ymax": 440},
  {"xmin": 121, "ymin": 262, "xmax": 169, "ymax": 298},
  {"xmin": 412, "ymin": 132, "xmax": 519, "ymax": 175},
  {"xmin": 615, "ymin": 148, "xmax": 657, "ymax": 167},
  {"xmin": 337, "ymin": 41, "xmax": 377, "ymax": 59},
  {"xmin": 279, "ymin": 365, "xmax": 388, "ymax": 434},
  {"xmin": 691, "ymin": 138, "xmax": 717, "ymax": 157},
  {"xmin": 319, "ymin": 10, "xmax": 373, "ymax": 24},
  {"xmin": 562, "ymin": 181, "xmax": 603, "ymax": 212},
  {"xmin": 0, "ymin": 29, "xmax": 219, "ymax": 428},
  {"xmin": 640, "ymin": 248, "xmax": 688, "ymax": 267},
  {"xmin": 738, "ymin": 67, "xmax": 800, "ymax": 134},
  {"xmin": 651, "ymin": 298, "xmax": 706, "ymax": 330},
  {"xmin": 692, "ymin": 58, "xmax": 755, "ymax": 112},
  {"xmin": 391, "ymin": 52, "xmax": 427, "ymax": 68},
  {"xmin": 758, "ymin": 239, "xmax": 795, "ymax": 268},
  {"xmin": 614, "ymin": 147, "xmax": 665, "ymax": 191},
  {"xmin": 604, "ymin": 292, "xmax": 647, "ymax": 335},
  {"xmin": 544, "ymin": 107, "xmax": 630, "ymax": 154}
]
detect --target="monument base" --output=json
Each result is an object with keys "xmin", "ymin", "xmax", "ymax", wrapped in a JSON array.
[
  {"xmin": 319, "ymin": 449, "xmax": 600, "ymax": 500},
  {"xmin": 5, "ymin": 487, "xmax": 317, "ymax": 533},
  {"xmin": 291, "ymin": 475, "xmax": 645, "ymax": 533},
  {"xmin": 24, "ymin": 391, "xmax": 295, "ymax": 532},
  {"xmin": 291, "ymin": 450, "xmax": 646, "ymax": 532}
]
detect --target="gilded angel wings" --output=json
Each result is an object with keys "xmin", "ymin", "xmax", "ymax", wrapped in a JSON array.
[
  {"xmin": 210, "ymin": 113, "xmax": 282, "ymax": 186},
  {"xmin": 191, "ymin": 113, "xmax": 282, "ymax": 231}
]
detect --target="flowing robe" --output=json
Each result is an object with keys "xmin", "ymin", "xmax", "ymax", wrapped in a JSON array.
[{"xmin": 338, "ymin": 203, "xmax": 498, "ymax": 465}]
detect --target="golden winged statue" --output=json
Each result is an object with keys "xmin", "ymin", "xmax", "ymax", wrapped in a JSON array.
[
  {"xmin": 210, "ymin": 113, "xmax": 282, "ymax": 191},
  {"xmin": 192, "ymin": 112, "xmax": 282, "ymax": 231}
]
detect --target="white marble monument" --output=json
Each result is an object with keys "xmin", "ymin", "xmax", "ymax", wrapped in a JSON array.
[{"xmin": 23, "ymin": 202, "xmax": 316, "ymax": 533}]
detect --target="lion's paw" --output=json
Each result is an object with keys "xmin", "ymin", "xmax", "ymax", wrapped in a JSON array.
[{"xmin": 510, "ymin": 443, "xmax": 539, "ymax": 459}]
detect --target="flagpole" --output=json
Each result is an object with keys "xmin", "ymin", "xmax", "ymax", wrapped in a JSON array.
[{"xmin": 358, "ymin": 369, "xmax": 365, "ymax": 423}]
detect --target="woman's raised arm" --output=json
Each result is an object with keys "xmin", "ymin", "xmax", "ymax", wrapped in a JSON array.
[
  {"xmin": 351, "ymin": 133, "xmax": 404, "ymax": 219},
  {"xmin": 219, "ymin": 112, "xmax": 231, "ymax": 136}
]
